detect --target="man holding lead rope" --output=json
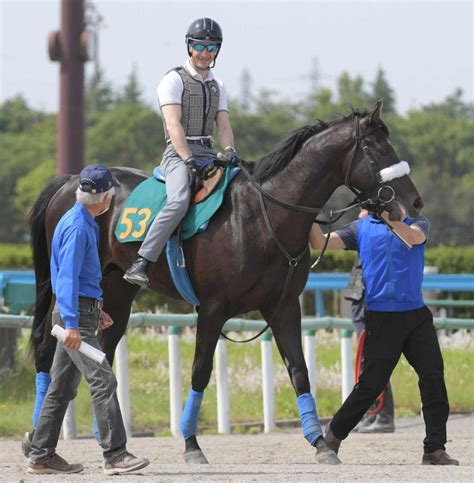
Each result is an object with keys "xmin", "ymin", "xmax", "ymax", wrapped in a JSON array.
[{"xmin": 310, "ymin": 159, "xmax": 459, "ymax": 465}]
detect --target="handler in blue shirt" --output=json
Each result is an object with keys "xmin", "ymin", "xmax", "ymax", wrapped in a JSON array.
[
  {"xmin": 310, "ymin": 209, "xmax": 459, "ymax": 466},
  {"xmin": 29, "ymin": 165, "xmax": 149, "ymax": 476}
]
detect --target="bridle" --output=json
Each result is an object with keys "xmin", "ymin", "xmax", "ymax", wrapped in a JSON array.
[
  {"xmin": 221, "ymin": 114, "xmax": 404, "ymax": 343},
  {"xmin": 343, "ymin": 115, "xmax": 397, "ymax": 214}
]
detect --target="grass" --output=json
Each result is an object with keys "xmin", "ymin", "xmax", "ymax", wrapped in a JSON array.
[{"xmin": 0, "ymin": 329, "xmax": 472, "ymax": 438}]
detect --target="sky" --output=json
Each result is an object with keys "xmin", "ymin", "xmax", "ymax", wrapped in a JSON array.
[{"xmin": 0, "ymin": 0, "xmax": 473, "ymax": 115}]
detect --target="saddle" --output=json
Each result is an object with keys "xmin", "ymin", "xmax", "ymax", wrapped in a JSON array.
[
  {"xmin": 152, "ymin": 163, "xmax": 224, "ymax": 205},
  {"xmin": 115, "ymin": 166, "xmax": 240, "ymax": 244},
  {"xmin": 115, "ymin": 166, "xmax": 239, "ymax": 305}
]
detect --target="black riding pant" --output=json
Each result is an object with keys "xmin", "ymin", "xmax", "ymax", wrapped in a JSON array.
[{"xmin": 331, "ymin": 306, "xmax": 449, "ymax": 453}]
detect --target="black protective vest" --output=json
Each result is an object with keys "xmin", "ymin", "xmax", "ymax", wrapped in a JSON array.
[{"xmin": 163, "ymin": 66, "xmax": 220, "ymax": 141}]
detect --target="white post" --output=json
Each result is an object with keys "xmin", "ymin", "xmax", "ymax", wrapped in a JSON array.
[
  {"xmin": 216, "ymin": 336, "xmax": 230, "ymax": 434},
  {"xmin": 261, "ymin": 331, "xmax": 275, "ymax": 433},
  {"xmin": 116, "ymin": 335, "xmax": 132, "ymax": 437},
  {"xmin": 168, "ymin": 326, "xmax": 182, "ymax": 437},
  {"xmin": 62, "ymin": 400, "xmax": 76, "ymax": 439},
  {"xmin": 303, "ymin": 330, "xmax": 317, "ymax": 399},
  {"xmin": 340, "ymin": 329, "xmax": 354, "ymax": 402}
]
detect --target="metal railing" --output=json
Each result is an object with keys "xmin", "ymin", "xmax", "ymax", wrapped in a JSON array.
[{"xmin": 1, "ymin": 313, "xmax": 472, "ymax": 438}]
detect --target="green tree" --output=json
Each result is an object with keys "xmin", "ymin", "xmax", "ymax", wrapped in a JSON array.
[
  {"xmin": 302, "ymin": 87, "xmax": 339, "ymax": 123},
  {"xmin": 336, "ymin": 71, "xmax": 371, "ymax": 111},
  {"xmin": 85, "ymin": 68, "xmax": 114, "ymax": 114},
  {"xmin": 0, "ymin": 96, "xmax": 45, "ymax": 133},
  {"xmin": 15, "ymin": 159, "xmax": 56, "ymax": 219},
  {"xmin": 116, "ymin": 64, "xmax": 143, "ymax": 105},
  {"xmin": 239, "ymin": 68, "xmax": 253, "ymax": 113},
  {"xmin": 370, "ymin": 66, "xmax": 396, "ymax": 114},
  {"xmin": 0, "ymin": 102, "xmax": 56, "ymax": 241},
  {"xmin": 389, "ymin": 91, "xmax": 474, "ymax": 245},
  {"xmin": 86, "ymin": 103, "xmax": 164, "ymax": 171}
]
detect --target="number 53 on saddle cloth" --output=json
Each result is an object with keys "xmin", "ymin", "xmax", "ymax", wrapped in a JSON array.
[{"xmin": 114, "ymin": 166, "xmax": 240, "ymax": 305}]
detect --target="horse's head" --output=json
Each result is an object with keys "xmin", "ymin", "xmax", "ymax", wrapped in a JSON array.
[{"xmin": 344, "ymin": 100, "xmax": 423, "ymax": 220}]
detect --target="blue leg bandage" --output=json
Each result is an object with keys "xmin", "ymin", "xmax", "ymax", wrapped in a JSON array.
[
  {"xmin": 33, "ymin": 372, "xmax": 52, "ymax": 429},
  {"xmin": 179, "ymin": 388, "xmax": 204, "ymax": 439},
  {"xmin": 297, "ymin": 393, "xmax": 323, "ymax": 445}
]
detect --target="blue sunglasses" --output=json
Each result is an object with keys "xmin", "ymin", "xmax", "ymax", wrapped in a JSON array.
[{"xmin": 192, "ymin": 43, "xmax": 219, "ymax": 53}]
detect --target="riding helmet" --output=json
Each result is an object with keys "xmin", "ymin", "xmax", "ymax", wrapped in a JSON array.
[{"xmin": 185, "ymin": 18, "xmax": 223, "ymax": 58}]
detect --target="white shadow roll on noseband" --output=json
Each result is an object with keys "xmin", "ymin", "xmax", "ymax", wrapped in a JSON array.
[{"xmin": 378, "ymin": 160, "xmax": 410, "ymax": 183}]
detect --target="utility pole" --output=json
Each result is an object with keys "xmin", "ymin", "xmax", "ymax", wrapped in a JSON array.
[
  {"xmin": 48, "ymin": 0, "xmax": 92, "ymax": 175},
  {"xmin": 85, "ymin": 1, "xmax": 104, "ymax": 113}
]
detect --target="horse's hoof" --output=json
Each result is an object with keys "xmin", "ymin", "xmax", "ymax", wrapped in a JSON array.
[
  {"xmin": 183, "ymin": 449, "xmax": 209, "ymax": 464},
  {"xmin": 21, "ymin": 431, "xmax": 34, "ymax": 458},
  {"xmin": 315, "ymin": 450, "xmax": 342, "ymax": 465},
  {"xmin": 315, "ymin": 437, "xmax": 342, "ymax": 465}
]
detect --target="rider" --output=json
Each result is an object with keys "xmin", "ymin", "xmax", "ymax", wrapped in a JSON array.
[{"xmin": 124, "ymin": 17, "xmax": 238, "ymax": 287}]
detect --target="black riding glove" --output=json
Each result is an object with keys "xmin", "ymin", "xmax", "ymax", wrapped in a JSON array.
[
  {"xmin": 224, "ymin": 146, "xmax": 239, "ymax": 166},
  {"xmin": 184, "ymin": 156, "xmax": 199, "ymax": 192}
]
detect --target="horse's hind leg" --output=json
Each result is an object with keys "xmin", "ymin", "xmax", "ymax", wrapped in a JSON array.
[
  {"xmin": 262, "ymin": 299, "xmax": 341, "ymax": 465},
  {"xmin": 180, "ymin": 307, "xmax": 225, "ymax": 464}
]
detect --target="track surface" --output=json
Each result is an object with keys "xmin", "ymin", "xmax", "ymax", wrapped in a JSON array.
[{"xmin": 1, "ymin": 414, "xmax": 472, "ymax": 481}]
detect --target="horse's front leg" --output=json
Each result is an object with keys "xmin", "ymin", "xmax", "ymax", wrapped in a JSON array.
[
  {"xmin": 97, "ymin": 268, "xmax": 140, "ymax": 365},
  {"xmin": 262, "ymin": 298, "xmax": 341, "ymax": 465},
  {"xmin": 180, "ymin": 307, "xmax": 224, "ymax": 464}
]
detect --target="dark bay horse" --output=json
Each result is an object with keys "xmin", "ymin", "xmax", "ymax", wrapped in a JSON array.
[{"xmin": 29, "ymin": 101, "xmax": 423, "ymax": 463}]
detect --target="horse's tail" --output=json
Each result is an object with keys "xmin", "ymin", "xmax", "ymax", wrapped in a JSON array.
[{"xmin": 29, "ymin": 175, "xmax": 71, "ymax": 355}]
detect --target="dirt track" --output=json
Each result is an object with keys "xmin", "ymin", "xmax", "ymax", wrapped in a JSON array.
[{"xmin": 1, "ymin": 414, "xmax": 472, "ymax": 481}]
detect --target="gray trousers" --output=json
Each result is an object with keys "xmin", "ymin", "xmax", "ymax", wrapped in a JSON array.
[
  {"xmin": 30, "ymin": 299, "xmax": 127, "ymax": 462},
  {"xmin": 138, "ymin": 143, "xmax": 217, "ymax": 262}
]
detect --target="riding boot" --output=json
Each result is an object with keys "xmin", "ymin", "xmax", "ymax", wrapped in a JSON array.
[
  {"xmin": 358, "ymin": 384, "xmax": 395, "ymax": 433},
  {"xmin": 123, "ymin": 256, "xmax": 151, "ymax": 287}
]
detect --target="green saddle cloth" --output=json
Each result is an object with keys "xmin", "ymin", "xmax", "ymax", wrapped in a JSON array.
[{"xmin": 115, "ymin": 167, "xmax": 238, "ymax": 243}]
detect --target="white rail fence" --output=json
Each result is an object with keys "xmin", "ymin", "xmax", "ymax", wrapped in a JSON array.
[
  {"xmin": 120, "ymin": 314, "xmax": 357, "ymax": 438},
  {"xmin": 1, "ymin": 314, "xmax": 472, "ymax": 438}
]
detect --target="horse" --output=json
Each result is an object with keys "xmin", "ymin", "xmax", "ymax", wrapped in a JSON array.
[{"xmin": 28, "ymin": 101, "xmax": 423, "ymax": 464}]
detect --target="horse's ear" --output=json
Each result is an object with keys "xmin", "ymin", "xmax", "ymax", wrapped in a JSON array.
[{"xmin": 369, "ymin": 99, "xmax": 383, "ymax": 123}]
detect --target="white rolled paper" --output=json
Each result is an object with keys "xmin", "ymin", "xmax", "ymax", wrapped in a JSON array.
[{"xmin": 51, "ymin": 324, "xmax": 106, "ymax": 364}]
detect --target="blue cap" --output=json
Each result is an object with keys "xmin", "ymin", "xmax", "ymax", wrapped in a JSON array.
[{"xmin": 79, "ymin": 164, "xmax": 120, "ymax": 194}]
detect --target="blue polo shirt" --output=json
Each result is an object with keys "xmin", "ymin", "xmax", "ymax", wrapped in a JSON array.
[
  {"xmin": 50, "ymin": 202, "xmax": 103, "ymax": 329},
  {"xmin": 336, "ymin": 215, "xmax": 430, "ymax": 312}
]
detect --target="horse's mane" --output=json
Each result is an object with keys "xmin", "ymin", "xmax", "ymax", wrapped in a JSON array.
[{"xmin": 252, "ymin": 108, "xmax": 370, "ymax": 182}]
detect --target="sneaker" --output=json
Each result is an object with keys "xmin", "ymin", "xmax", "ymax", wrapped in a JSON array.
[
  {"xmin": 28, "ymin": 453, "xmax": 83, "ymax": 474},
  {"xmin": 103, "ymin": 450, "xmax": 150, "ymax": 475},
  {"xmin": 422, "ymin": 449, "xmax": 459, "ymax": 465},
  {"xmin": 21, "ymin": 430, "xmax": 34, "ymax": 458},
  {"xmin": 358, "ymin": 413, "xmax": 395, "ymax": 433},
  {"xmin": 123, "ymin": 256, "xmax": 150, "ymax": 287},
  {"xmin": 324, "ymin": 421, "xmax": 342, "ymax": 455}
]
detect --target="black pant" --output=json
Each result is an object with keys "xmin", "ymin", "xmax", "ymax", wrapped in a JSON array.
[{"xmin": 331, "ymin": 306, "xmax": 449, "ymax": 452}]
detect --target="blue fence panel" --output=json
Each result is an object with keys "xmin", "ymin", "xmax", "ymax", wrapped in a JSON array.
[{"xmin": 1, "ymin": 271, "xmax": 473, "ymax": 317}]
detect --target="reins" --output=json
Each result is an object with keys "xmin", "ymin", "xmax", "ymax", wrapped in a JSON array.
[{"xmin": 220, "ymin": 114, "xmax": 406, "ymax": 343}]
